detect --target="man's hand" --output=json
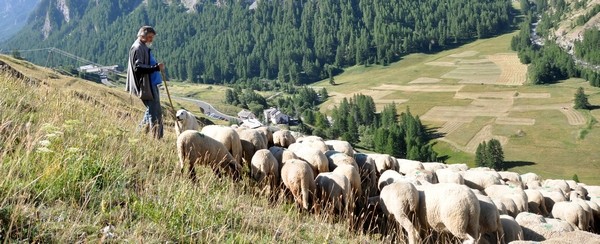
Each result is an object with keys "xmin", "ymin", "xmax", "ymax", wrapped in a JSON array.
[{"xmin": 158, "ymin": 63, "xmax": 165, "ymax": 71}]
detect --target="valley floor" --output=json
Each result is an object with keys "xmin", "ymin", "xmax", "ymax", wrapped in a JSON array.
[{"xmin": 314, "ymin": 32, "xmax": 600, "ymax": 184}]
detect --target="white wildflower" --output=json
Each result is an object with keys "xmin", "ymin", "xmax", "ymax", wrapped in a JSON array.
[
  {"xmin": 36, "ymin": 147, "xmax": 54, "ymax": 153},
  {"xmin": 38, "ymin": 140, "xmax": 51, "ymax": 147}
]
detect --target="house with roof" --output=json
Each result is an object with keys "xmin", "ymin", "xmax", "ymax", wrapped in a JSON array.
[
  {"xmin": 263, "ymin": 107, "xmax": 289, "ymax": 125},
  {"xmin": 238, "ymin": 109, "xmax": 256, "ymax": 120}
]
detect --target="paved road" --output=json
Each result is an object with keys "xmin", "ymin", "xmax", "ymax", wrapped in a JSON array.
[
  {"xmin": 266, "ymin": 92, "xmax": 282, "ymax": 100},
  {"xmin": 161, "ymin": 94, "xmax": 236, "ymax": 121}
]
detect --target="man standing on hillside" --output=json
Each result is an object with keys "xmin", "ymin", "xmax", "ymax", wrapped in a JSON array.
[{"xmin": 126, "ymin": 26, "xmax": 165, "ymax": 139}]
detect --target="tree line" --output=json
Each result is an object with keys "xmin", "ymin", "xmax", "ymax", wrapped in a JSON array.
[
  {"xmin": 301, "ymin": 94, "xmax": 440, "ymax": 162},
  {"xmin": 4, "ymin": 0, "xmax": 512, "ymax": 86}
]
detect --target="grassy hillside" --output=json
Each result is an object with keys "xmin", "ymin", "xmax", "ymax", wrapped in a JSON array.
[
  {"xmin": 0, "ymin": 55, "xmax": 372, "ymax": 242},
  {"xmin": 315, "ymin": 32, "xmax": 600, "ymax": 184}
]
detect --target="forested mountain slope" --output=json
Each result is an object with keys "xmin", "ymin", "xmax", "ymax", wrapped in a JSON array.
[{"xmin": 2, "ymin": 0, "xmax": 513, "ymax": 84}]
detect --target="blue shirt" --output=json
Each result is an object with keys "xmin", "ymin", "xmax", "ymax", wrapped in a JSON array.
[{"xmin": 149, "ymin": 51, "xmax": 162, "ymax": 86}]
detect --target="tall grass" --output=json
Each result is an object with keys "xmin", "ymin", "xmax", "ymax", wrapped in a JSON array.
[{"xmin": 0, "ymin": 74, "xmax": 374, "ymax": 242}]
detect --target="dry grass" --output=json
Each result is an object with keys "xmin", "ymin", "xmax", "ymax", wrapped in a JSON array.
[
  {"xmin": 441, "ymin": 61, "xmax": 501, "ymax": 84},
  {"xmin": 495, "ymin": 117, "xmax": 536, "ymax": 126},
  {"xmin": 408, "ymin": 77, "xmax": 442, "ymax": 84},
  {"xmin": 487, "ymin": 53, "xmax": 528, "ymax": 86},
  {"xmin": 443, "ymin": 117, "xmax": 495, "ymax": 147},
  {"xmin": 0, "ymin": 59, "xmax": 379, "ymax": 242},
  {"xmin": 448, "ymin": 51, "xmax": 479, "ymax": 58}
]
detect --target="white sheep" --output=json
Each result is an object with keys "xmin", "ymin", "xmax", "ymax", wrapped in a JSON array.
[
  {"xmin": 574, "ymin": 185, "xmax": 589, "ymax": 200},
  {"xmin": 256, "ymin": 126, "xmax": 276, "ymax": 147},
  {"xmin": 570, "ymin": 195, "xmax": 594, "ymax": 232},
  {"xmin": 422, "ymin": 162, "xmax": 447, "ymax": 172},
  {"xmin": 543, "ymin": 179, "xmax": 571, "ymax": 196},
  {"xmin": 525, "ymin": 189, "xmax": 549, "ymax": 216},
  {"xmin": 176, "ymin": 130, "xmax": 242, "ymax": 181},
  {"xmin": 332, "ymin": 164, "xmax": 361, "ymax": 212},
  {"xmin": 515, "ymin": 212, "xmax": 575, "ymax": 241},
  {"xmin": 296, "ymin": 135, "xmax": 323, "ymax": 142},
  {"xmin": 378, "ymin": 170, "xmax": 406, "ymax": 190},
  {"xmin": 315, "ymin": 172, "xmax": 351, "ymax": 215},
  {"xmin": 492, "ymin": 199, "xmax": 508, "ymax": 215},
  {"xmin": 324, "ymin": 140, "xmax": 354, "ymax": 157},
  {"xmin": 447, "ymin": 163, "xmax": 469, "ymax": 172},
  {"xmin": 435, "ymin": 168, "xmax": 464, "ymax": 185},
  {"xmin": 498, "ymin": 197, "xmax": 519, "ymax": 218},
  {"xmin": 537, "ymin": 230, "xmax": 600, "ymax": 243},
  {"xmin": 551, "ymin": 201, "xmax": 587, "ymax": 231},
  {"xmin": 290, "ymin": 145, "xmax": 329, "ymax": 177},
  {"xmin": 462, "ymin": 171, "xmax": 502, "ymax": 191},
  {"xmin": 296, "ymin": 136, "xmax": 329, "ymax": 153},
  {"xmin": 540, "ymin": 187, "xmax": 567, "ymax": 212},
  {"xmin": 281, "ymin": 159, "xmax": 316, "ymax": 211},
  {"xmin": 526, "ymin": 180, "xmax": 542, "ymax": 190},
  {"xmin": 200, "ymin": 125, "xmax": 243, "ymax": 165},
  {"xmin": 404, "ymin": 168, "xmax": 436, "ymax": 184},
  {"xmin": 325, "ymin": 150, "xmax": 358, "ymax": 171},
  {"xmin": 175, "ymin": 109, "xmax": 201, "ymax": 136},
  {"xmin": 484, "ymin": 185, "xmax": 529, "ymax": 215},
  {"xmin": 566, "ymin": 180, "xmax": 578, "ymax": 191},
  {"xmin": 289, "ymin": 131, "xmax": 304, "ymax": 141},
  {"xmin": 237, "ymin": 128, "xmax": 269, "ymax": 165},
  {"xmin": 368, "ymin": 153, "xmax": 399, "ymax": 175},
  {"xmin": 498, "ymin": 171, "xmax": 523, "ymax": 188},
  {"xmin": 269, "ymin": 146, "xmax": 298, "ymax": 172},
  {"xmin": 520, "ymin": 172, "xmax": 541, "ymax": 186},
  {"xmin": 268, "ymin": 146, "xmax": 284, "ymax": 166},
  {"xmin": 583, "ymin": 185, "xmax": 600, "ymax": 199},
  {"xmin": 354, "ymin": 153, "xmax": 379, "ymax": 198},
  {"xmin": 475, "ymin": 194, "xmax": 504, "ymax": 243},
  {"xmin": 273, "ymin": 130, "xmax": 296, "ymax": 148},
  {"xmin": 398, "ymin": 159, "xmax": 424, "ymax": 175},
  {"xmin": 499, "ymin": 215, "xmax": 523, "ymax": 243},
  {"xmin": 250, "ymin": 149, "xmax": 279, "ymax": 192},
  {"xmin": 585, "ymin": 200, "xmax": 600, "ymax": 232},
  {"xmin": 378, "ymin": 181, "xmax": 420, "ymax": 244},
  {"xmin": 415, "ymin": 183, "xmax": 480, "ymax": 244}
]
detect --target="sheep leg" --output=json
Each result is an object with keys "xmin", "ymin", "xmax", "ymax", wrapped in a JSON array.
[
  {"xmin": 301, "ymin": 180, "xmax": 311, "ymax": 211},
  {"xmin": 392, "ymin": 214, "xmax": 419, "ymax": 244},
  {"xmin": 188, "ymin": 161, "xmax": 197, "ymax": 183}
]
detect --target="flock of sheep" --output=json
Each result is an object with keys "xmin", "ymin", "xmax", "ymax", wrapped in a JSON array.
[{"xmin": 174, "ymin": 109, "xmax": 600, "ymax": 243}]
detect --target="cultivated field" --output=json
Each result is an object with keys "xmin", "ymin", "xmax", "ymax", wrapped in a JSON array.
[{"xmin": 315, "ymin": 32, "xmax": 600, "ymax": 184}]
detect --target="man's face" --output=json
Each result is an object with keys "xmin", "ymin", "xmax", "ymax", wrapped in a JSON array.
[{"xmin": 141, "ymin": 33, "xmax": 155, "ymax": 44}]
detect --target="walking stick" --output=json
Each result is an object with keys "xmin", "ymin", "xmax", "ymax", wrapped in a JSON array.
[{"xmin": 160, "ymin": 70, "xmax": 181, "ymax": 133}]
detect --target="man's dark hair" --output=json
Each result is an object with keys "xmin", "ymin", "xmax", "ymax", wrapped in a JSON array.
[{"xmin": 137, "ymin": 26, "xmax": 156, "ymax": 37}]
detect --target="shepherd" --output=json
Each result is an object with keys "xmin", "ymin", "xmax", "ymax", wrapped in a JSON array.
[{"xmin": 126, "ymin": 26, "xmax": 165, "ymax": 139}]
